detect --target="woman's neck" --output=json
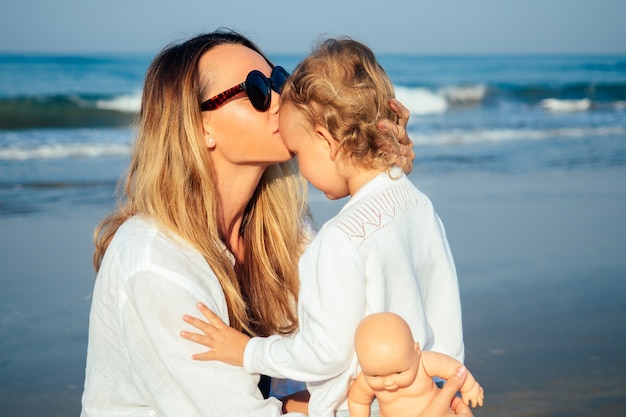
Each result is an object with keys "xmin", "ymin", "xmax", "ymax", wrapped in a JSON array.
[{"xmin": 215, "ymin": 165, "xmax": 265, "ymax": 262}]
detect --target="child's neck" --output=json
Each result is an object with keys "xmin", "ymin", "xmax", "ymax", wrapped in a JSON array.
[{"xmin": 346, "ymin": 168, "xmax": 386, "ymax": 196}]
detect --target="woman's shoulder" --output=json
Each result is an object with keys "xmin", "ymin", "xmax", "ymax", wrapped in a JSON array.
[
  {"xmin": 111, "ymin": 215, "xmax": 170, "ymax": 254},
  {"xmin": 100, "ymin": 215, "xmax": 224, "ymax": 297},
  {"xmin": 106, "ymin": 215, "xmax": 208, "ymax": 274}
]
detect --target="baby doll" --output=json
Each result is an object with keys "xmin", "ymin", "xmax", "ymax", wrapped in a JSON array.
[{"xmin": 348, "ymin": 312, "xmax": 484, "ymax": 417}]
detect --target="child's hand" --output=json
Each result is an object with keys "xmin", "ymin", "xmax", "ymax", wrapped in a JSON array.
[
  {"xmin": 181, "ymin": 302, "xmax": 250, "ymax": 367},
  {"xmin": 461, "ymin": 381, "xmax": 484, "ymax": 408}
]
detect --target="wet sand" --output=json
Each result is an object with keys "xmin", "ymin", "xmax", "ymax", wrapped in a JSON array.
[{"xmin": 1, "ymin": 166, "xmax": 625, "ymax": 417}]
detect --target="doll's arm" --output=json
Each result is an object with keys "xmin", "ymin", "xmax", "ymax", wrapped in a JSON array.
[
  {"xmin": 421, "ymin": 351, "xmax": 484, "ymax": 408},
  {"xmin": 348, "ymin": 373, "xmax": 376, "ymax": 417}
]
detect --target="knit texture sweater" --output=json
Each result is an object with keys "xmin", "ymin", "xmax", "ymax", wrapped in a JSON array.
[{"xmin": 244, "ymin": 173, "xmax": 465, "ymax": 417}]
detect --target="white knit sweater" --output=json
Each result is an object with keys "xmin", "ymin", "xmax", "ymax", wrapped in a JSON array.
[{"xmin": 243, "ymin": 173, "xmax": 465, "ymax": 417}]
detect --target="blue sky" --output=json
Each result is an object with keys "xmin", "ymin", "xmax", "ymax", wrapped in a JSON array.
[{"xmin": 1, "ymin": 0, "xmax": 625, "ymax": 55}]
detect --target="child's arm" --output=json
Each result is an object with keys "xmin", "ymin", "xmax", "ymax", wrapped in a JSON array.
[
  {"xmin": 348, "ymin": 373, "xmax": 376, "ymax": 417},
  {"xmin": 421, "ymin": 351, "xmax": 484, "ymax": 408},
  {"xmin": 180, "ymin": 302, "xmax": 250, "ymax": 367},
  {"xmin": 184, "ymin": 228, "xmax": 365, "ymax": 384}
]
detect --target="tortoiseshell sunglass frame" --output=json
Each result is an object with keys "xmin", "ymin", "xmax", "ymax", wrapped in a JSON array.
[{"xmin": 200, "ymin": 66, "xmax": 289, "ymax": 112}]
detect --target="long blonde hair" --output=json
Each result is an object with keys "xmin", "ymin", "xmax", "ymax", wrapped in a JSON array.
[
  {"xmin": 93, "ymin": 31, "xmax": 309, "ymax": 337},
  {"xmin": 281, "ymin": 38, "xmax": 399, "ymax": 171}
]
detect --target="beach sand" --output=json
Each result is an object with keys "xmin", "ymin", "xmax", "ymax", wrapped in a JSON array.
[{"xmin": 1, "ymin": 166, "xmax": 625, "ymax": 417}]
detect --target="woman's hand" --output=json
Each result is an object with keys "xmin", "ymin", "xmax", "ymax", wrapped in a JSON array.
[
  {"xmin": 419, "ymin": 366, "xmax": 475, "ymax": 417},
  {"xmin": 181, "ymin": 302, "xmax": 250, "ymax": 367},
  {"xmin": 377, "ymin": 98, "xmax": 415, "ymax": 174}
]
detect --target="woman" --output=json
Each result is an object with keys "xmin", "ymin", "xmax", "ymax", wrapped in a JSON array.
[{"xmin": 80, "ymin": 30, "xmax": 466, "ymax": 417}]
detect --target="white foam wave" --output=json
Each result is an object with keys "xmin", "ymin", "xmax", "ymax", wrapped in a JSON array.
[
  {"xmin": 412, "ymin": 125, "xmax": 626, "ymax": 146},
  {"xmin": 96, "ymin": 92, "xmax": 141, "ymax": 113},
  {"xmin": 2, "ymin": 125, "xmax": 624, "ymax": 161},
  {"xmin": 395, "ymin": 86, "xmax": 448, "ymax": 115},
  {"xmin": 0, "ymin": 143, "xmax": 131, "ymax": 160},
  {"xmin": 441, "ymin": 84, "xmax": 487, "ymax": 103},
  {"xmin": 541, "ymin": 98, "xmax": 591, "ymax": 112},
  {"xmin": 614, "ymin": 101, "xmax": 626, "ymax": 110}
]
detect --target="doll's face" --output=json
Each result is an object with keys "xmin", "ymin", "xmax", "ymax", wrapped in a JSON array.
[{"xmin": 360, "ymin": 342, "xmax": 421, "ymax": 392}]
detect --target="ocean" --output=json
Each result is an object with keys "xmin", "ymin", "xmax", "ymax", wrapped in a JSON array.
[
  {"xmin": 1, "ymin": 53, "xmax": 625, "ymax": 216},
  {"xmin": 1, "ymin": 53, "xmax": 626, "ymax": 417}
]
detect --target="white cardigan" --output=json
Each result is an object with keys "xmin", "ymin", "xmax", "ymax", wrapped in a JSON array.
[
  {"xmin": 243, "ymin": 173, "xmax": 465, "ymax": 417},
  {"xmin": 81, "ymin": 215, "xmax": 304, "ymax": 417}
]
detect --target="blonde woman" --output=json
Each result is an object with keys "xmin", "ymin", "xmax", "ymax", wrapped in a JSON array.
[{"xmin": 80, "ymin": 31, "xmax": 413, "ymax": 417}]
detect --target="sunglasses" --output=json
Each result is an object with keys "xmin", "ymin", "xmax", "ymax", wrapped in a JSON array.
[{"xmin": 200, "ymin": 66, "xmax": 289, "ymax": 112}]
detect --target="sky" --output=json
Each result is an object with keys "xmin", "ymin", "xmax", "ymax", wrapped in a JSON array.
[{"xmin": 1, "ymin": 0, "xmax": 625, "ymax": 55}]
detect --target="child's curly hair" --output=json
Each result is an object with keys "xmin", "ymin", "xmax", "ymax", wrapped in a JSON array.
[{"xmin": 281, "ymin": 37, "xmax": 399, "ymax": 171}]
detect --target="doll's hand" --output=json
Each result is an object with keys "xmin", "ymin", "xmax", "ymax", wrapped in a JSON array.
[
  {"xmin": 461, "ymin": 381, "xmax": 484, "ymax": 408},
  {"xmin": 377, "ymin": 98, "xmax": 414, "ymax": 174},
  {"xmin": 181, "ymin": 302, "xmax": 249, "ymax": 367}
]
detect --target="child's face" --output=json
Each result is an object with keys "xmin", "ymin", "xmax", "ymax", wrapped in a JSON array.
[
  {"xmin": 279, "ymin": 102, "xmax": 349, "ymax": 200},
  {"xmin": 360, "ymin": 341, "xmax": 420, "ymax": 392}
]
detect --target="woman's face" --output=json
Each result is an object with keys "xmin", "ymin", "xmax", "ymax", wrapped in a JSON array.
[{"xmin": 199, "ymin": 44, "xmax": 291, "ymax": 166}]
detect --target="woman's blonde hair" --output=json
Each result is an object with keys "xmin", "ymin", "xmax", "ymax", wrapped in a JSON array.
[
  {"xmin": 93, "ymin": 30, "xmax": 309, "ymax": 337},
  {"xmin": 281, "ymin": 38, "xmax": 399, "ymax": 171}
]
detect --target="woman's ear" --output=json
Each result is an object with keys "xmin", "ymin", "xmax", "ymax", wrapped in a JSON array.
[
  {"xmin": 202, "ymin": 115, "xmax": 216, "ymax": 149},
  {"xmin": 203, "ymin": 127, "xmax": 216, "ymax": 149},
  {"xmin": 316, "ymin": 126, "xmax": 339, "ymax": 160}
]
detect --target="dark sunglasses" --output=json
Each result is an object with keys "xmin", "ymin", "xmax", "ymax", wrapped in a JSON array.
[{"xmin": 200, "ymin": 66, "xmax": 289, "ymax": 112}]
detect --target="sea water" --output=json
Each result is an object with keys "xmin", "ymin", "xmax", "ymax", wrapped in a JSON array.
[
  {"xmin": 1, "ymin": 53, "xmax": 625, "ymax": 216},
  {"xmin": 1, "ymin": 53, "xmax": 626, "ymax": 416}
]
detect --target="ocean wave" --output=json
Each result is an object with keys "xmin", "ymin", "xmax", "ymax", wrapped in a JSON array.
[
  {"xmin": 614, "ymin": 101, "xmax": 626, "ymax": 110},
  {"xmin": 541, "ymin": 98, "xmax": 592, "ymax": 112},
  {"xmin": 441, "ymin": 84, "xmax": 488, "ymax": 103},
  {"xmin": 394, "ymin": 84, "xmax": 488, "ymax": 115},
  {"xmin": 394, "ymin": 81, "xmax": 626, "ymax": 116},
  {"xmin": 2, "ymin": 79, "xmax": 625, "ymax": 129},
  {"xmin": 412, "ymin": 125, "xmax": 626, "ymax": 146},
  {"xmin": 2, "ymin": 125, "xmax": 624, "ymax": 161},
  {"xmin": 0, "ymin": 179, "xmax": 117, "ymax": 190},
  {"xmin": 0, "ymin": 94, "xmax": 137, "ymax": 129},
  {"xmin": 0, "ymin": 142, "xmax": 130, "ymax": 160},
  {"xmin": 495, "ymin": 82, "xmax": 626, "ymax": 103},
  {"xmin": 395, "ymin": 86, "xmax": 448, "ymax": 115},
  {"xmin": 95, "ymin": 93, "xmax": 141, "ymax": 113}
]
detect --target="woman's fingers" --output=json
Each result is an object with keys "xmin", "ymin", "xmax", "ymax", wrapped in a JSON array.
[{"xmin": 390, "ymin": 98, "xmax": 410, "ymax": 129}]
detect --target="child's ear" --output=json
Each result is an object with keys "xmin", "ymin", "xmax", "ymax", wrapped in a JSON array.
[
  {"xmin": 413, "ymin": 342, "xmax": 421, "ymax": 353},
  {"xmin": 315, "ymin": 126, "xmax": 340, "ymax": 160}
]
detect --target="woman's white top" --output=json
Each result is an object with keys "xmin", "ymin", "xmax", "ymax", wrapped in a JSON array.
[
  {"xmin": 243, "ymin": 173, "xmax": 465, "ymax": 417},
  {"xmin": 80, "ymin": 215, "xmax": 305, "ymax": 417}
]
